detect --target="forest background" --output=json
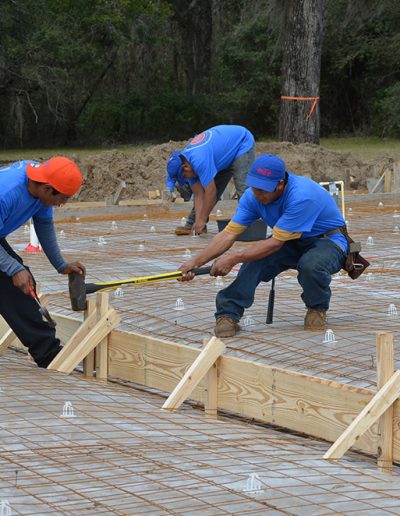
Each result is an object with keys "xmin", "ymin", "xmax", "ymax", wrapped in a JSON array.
[{"xmin": 1, "ymin": 0, "xmax": 399, "ymax": 149}]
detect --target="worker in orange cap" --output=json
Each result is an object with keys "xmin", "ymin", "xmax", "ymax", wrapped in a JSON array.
[{"xmin": 0, "ymin": 156, "xmax": 85, "ymax": 367}]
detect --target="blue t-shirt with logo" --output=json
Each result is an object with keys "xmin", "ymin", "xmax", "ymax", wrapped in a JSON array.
[
  {"xmin": 0, "ymin": 160, "xmax": 53, "ymax": 238},
  {"xmin": 180, "ymin": 125, "xmax": 255, "ymax": 188},
  {"xmin": 232, "ymin": 173, "xmax": 347, "ymax": 252}
]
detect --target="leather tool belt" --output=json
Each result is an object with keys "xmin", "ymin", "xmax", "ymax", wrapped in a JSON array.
[{"xmin": 317, "ymin": 226, "xmax": 370, "ymax": 280}]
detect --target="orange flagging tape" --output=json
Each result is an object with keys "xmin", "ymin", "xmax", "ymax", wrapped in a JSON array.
[{"xmin": 281, "ymin": 96, "xmax": 320, "ymax": 120}]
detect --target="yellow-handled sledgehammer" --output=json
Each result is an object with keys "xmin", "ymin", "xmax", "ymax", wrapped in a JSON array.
[{"xmin": 68, "ymin": 266, "xmax": 212, "ymax": 311}]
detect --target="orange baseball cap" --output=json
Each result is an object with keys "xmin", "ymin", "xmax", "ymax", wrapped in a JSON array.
[{"xmin": 26, "ymin": 156, "xmax": 83, "ymax": 196}]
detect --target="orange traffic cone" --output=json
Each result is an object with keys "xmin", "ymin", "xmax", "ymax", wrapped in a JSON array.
[{"xmin": 23, "ymin": 219, "xmax": 42, "ymax": 253}]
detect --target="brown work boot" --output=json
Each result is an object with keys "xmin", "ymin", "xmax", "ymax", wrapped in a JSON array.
[
  {"xmin": 215, "ymin": 316, "xmax": 240, "ymax": 338},
  {"xmin": 174, "ymin": 223, "xmax": 207, "ymax": 236},
  {"xmin": 304, "ymin": 309, "xmax": 327, "ymax": 331}
]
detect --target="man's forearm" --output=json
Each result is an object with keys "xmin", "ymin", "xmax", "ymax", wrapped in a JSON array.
[
  {"xmin": 231, "ymin": 237, "xmax": 284, "ymax": 265},
  {"xmin": 198, "ymin": 183, "xmax": 217, "ymax": 223},
  {"xmin": 0, "ymin": 244, "xmax": 25, "ymax": 276},
  {"xmin": 192, "ymin": 231, "xmax": 236, "ymax": 266},
  {"xmin": 33, "ymin": 217, "xmax": 68, "ymax": 272}
]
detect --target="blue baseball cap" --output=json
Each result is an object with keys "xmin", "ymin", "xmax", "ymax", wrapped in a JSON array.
[
  {"xmin": 166, "ymin": 151, "xmax": 182, "ymax": 180},
  {"xmin": 245, "ymin": 154, "xmax": 286, "ymax": 192}
]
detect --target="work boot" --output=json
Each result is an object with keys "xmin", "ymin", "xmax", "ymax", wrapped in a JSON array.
[
  {"xmin": 215, "ymin": 316, "xmax": 240, "ymax": 338},
  {"xmin": 304, "ymin": 309, "xmax": 327, "ymax": 331},
  {"xmin": 174, "ymin": 223, "xmax": 207, "ymax": 236}
]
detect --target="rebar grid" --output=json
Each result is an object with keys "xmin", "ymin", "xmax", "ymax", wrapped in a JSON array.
[
  {"xmin": 11, "ymin": 198, "xmax": 400, "ymax": 391},
  {"xmin": 1, "ymin": 354, "xmax": 400, "ymax": 515}
]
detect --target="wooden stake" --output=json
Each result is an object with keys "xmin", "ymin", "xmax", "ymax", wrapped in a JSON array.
[
  {"xmin": 202, "ymin": 338, "xmax": 218, "ymax": 418},
  {"xmin": 384, "ymin": 170, "xmax": 392, "ymax": 193},
  {"xmin": 204, "ymin": 360, "xmax": 219, "ymax": 419},
  {"xmin": 393, "ymin": 162, "xmax": 400, "ymax": 193},
  {"xmin": 55, "ymin": 308, "xmax": 120, "ymax": 374},
  {"xmin": 48, "ymin": 298, "xmax": 98, "ymax": 370},
  {"xmin": 95, "ymin": 293, "xmax": 110, "ymax": 381},
  {"xmin": 324, "ymin": 370, "xmax": 400, "ymax": 460},
  {"xmin": 376, "ymin": 332, "xmax": 394, "ymax": 473},
  {"xmin": 0, "ymin": 328, "xmax": 16, "ymax": 356},
  {"xmin": 162, "ymin": 337, "xmax": 225, "ymax": 412},
  {"xmin": 83, "ymin": 298, "xmax": 97, "ymax": 378}
]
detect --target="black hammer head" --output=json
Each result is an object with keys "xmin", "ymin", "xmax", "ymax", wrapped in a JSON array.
[{"xmin": 68, "ymin": 272, "xmax": 87, "ymax": 311}]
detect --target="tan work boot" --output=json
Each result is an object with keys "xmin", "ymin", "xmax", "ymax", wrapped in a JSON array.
[
  {"xmin": 215, "ymin": 316, "xmax": 240, "ymax": 338},
  {"xmin": 175, "ymin": 223, "xmax": 207, "ymax": 236},
  {"xmin": 304, "ymin": 309, "xmax": 327, "ymax": 331}
]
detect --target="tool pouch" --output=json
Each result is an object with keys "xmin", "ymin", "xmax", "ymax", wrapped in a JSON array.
[{"xmin": 339, "ymin": 226, "xmax": 370, "ymax": 280}]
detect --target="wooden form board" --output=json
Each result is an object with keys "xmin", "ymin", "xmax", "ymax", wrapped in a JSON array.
[
  {"xmin": 162, "ymin": 337, "xmax": 225, "ymax": 411},
  {"xmin": 324, "ymin": 370, "xmax": 400, "ymax": 459},
  {"xmin": 4, "ymin": 314, "xmax": 400, "ymax": 460},
  {"xmin": 106, "ymin": 328, "xmax": 379, "ymax": 456}
]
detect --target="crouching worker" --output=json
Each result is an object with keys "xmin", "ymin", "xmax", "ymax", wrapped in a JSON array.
[
  {"xmin": 167, "ymin": 125, "xmax": 255, "ymax": 235},
  {"xmin": 0, "ymin": 157, "xmax": 85, "ymax": 367},
  {"xmin": 179, "ymin": 154, "xmax": 348, "ymax": 337}
]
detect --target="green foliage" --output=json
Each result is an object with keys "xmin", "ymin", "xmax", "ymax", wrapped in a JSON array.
[
  {"xmin": 321, "ymin": 0, "xmax": 400, "ymax": 136},
  {"xmin": 77, "ymin": 90, "xmax": 215, "ymax": 143},
  {"xmin": 374, "ymin": 83, "xmax": 400, "ymax": 137},
  {"xmin": 0, "ymin": 0, "xmax": 399, "ymax": 146},
  {"xmin": 214, "ymin": 10, "xmax": 281, "ymax": 137}
]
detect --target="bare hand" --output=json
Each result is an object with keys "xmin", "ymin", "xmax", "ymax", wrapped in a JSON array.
[
  {"xmin": 211, "ymin": 255, "xmax": 236, "ymax": 277},
  {"xmin": 60, "ymin": 261, "xmax": 86, "ymax": 276},
  {"xmin": 179, "ymin": 260, "xmax": 198, "ymax": 281},
  {"xmin": 192, "ymin": 221, "xmax": 206, "ymax": 235},
  {"xmin": 12, "ymin": 269, "xmax": 34, "ymax": 295}
]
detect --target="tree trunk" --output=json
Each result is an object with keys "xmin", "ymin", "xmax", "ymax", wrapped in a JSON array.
[{"xmin": 279, "ymin": 0, "xmax": 325, "ymax": 144}]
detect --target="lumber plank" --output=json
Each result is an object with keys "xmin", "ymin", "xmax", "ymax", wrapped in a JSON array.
[
  {"xmin": 205, "ymin": 360, "xmax": 219, "ymax": 418},
  {"xmin": 95, "ymin": 293, "xmax": 109, "ymax": 380},
  {"xmin": 83, "ymin": 299, "xmax": 97, "ymax": 378},
  {"xmin": 162, "ymin": 337, "xmax": 225, "ymax": 411},
  {"xmin": 108, "ymin": 330, "xmax": 376, "ymax": 451},
  {"xmin": 48, "ymin": 298, "xmax": 98, "ymax": 370},
  {"xmin": 0, "ymin": 328, "xmax": 16, "ymax": 355},
  {"xmin": 51, "ymin": 313, "xmax": 80, "ymax": 343},
  {"xmin": 377, "ymin": 333, "xmax": 394, "ymax": 473},
  {"xmin": 370, "ymin": 163, "xmax": 386, "ymax": 193},
  {"xmin": 324, "ymin": 370, "xmax": 400, "ymax": 460},
  {"xmin": 108, "ymin": 330, "xmax": 204, "ymax": 396},
  {"xmin": 202, "ymin": 337, "xmax": 218, "ymax": 418},
  {"xmin": 56, "ymin": 309, "xmax": 120, "ymax": 374},
  {"xmin": 384, "ymin": 170, "xmax": 392, "ymax": 193},
  {"xmin": 50, "ymin": 317, "xmax": 384, "ymax": 458},
  {"xmin": 393, "ymin": 163, "xmax": 400, "ymax": 193}
]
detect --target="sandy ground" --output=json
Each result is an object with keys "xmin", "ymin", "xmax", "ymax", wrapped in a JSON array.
[{"xmin": 74, "ymin": 140, "xmax": 398, "ymax": 202}]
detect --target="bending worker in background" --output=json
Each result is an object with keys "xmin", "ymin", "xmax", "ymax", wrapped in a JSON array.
[
  {"xmin": 0, "ymin": 157, "xmax": 85, "ymax": 367},
  {"xmin": 166, "ymin": 125, "xmax": 255, "ymax": 235},
  {"xmin": 180, "ymin": 154, "xmax": 347, "ymax": 337}
]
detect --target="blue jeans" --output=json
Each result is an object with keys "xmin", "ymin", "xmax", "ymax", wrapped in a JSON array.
[
  {"xmin": 186, "ymin": 145, "xmax": 256, "ymax": 226},
  {"xmin": 215, "ymin": 238, "xmax": 346, "ymax": 322}
]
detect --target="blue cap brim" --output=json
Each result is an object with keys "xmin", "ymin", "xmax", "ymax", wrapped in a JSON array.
[{"xmin": 245, "ymin": 174, "xmax": 279, "ymax": 192}]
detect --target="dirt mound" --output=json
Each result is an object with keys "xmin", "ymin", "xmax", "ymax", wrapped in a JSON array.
[
  {"xmin": 75, "ymin": 140, "xmax": 393, "ymax": 201},
  {"xmin": 256, "ymin": 142, "xmax": 393, "ymax": 189},
  {"xmin": 77, "ymin": 141, "xmax": 187, "ymax": 202}
]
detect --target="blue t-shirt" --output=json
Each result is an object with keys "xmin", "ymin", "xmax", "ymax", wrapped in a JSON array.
[
  {"xmin": 180, "ymin": 125, "xmax": 255, "ymax": 188},
  {"xmin": 232, "ymin": 173, "xmax": 348, "ymax": 252},
  {"xmin": 0, "ymin": 160, "xmax": 53, "ymax": 238}
]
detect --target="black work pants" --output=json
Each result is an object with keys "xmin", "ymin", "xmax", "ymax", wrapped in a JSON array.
[{"xmin": 0, "ymin": 238, "xmax": 61, "ymax": 367}]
